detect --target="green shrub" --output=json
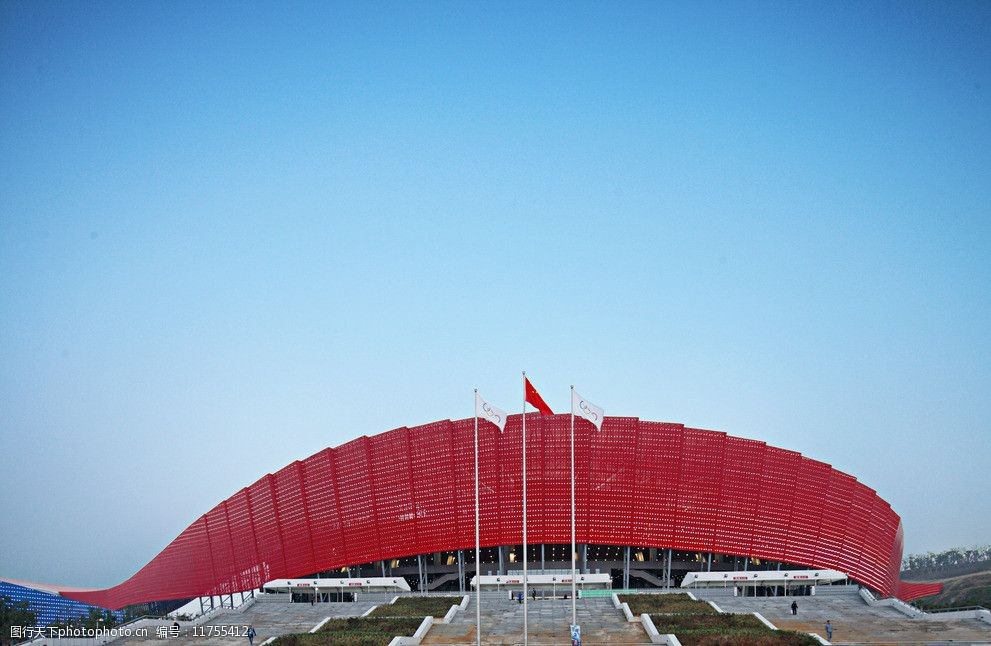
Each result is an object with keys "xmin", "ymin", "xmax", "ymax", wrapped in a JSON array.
[
  {"xmin": 618, "ymin": 593, "xmax": 717, "ymax": 615},
  {"xmin": 367, "ymin": 596, "xmax": 461, "ymax": 618},
  {"xmin": 270, "ymin": 617, "xmax": 425, "ymax": 646},
  {"xmin": 614, "ymin": 595, "xmax": 820, "ymax": 646},
  {"xmin": 686, "ymin": 633, "xmax": 821, "ymax": 646},
  {"xmin": 646, "ymin": 614, "xmax": 820, "ymax": 646},
  {"xmin": 650, "ymin": 613, "xmax": 764, "ymax": 632}
]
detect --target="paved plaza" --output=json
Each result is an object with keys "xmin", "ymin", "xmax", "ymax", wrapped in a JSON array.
[
  {"xmin": 104, "ymin": 590, "xmax": 991, "ymax": 646},
  {"xmin": 114, "ymin": 598, "xmax": 378, "ymax": 646},
  {"xmin": 693, "ymin": 589, "xmax": 991, "ymax": 644},
  {"xmin": 423, "ymin": 595, "xmax": 651, "ymax": 645}
]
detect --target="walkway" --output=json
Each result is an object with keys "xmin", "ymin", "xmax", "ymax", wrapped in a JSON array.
[
  {"xmin": 115, "ymin": 599, "xmax": 377, "ymax": 646},
  {"xmin": 423, "ymin": 595, "xmax": 651, "ymax": 645},
  {"xmin": 692, "ymin": 589, "xmax": 991, "ymax": 644}
]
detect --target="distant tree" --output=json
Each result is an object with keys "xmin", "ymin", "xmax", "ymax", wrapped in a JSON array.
[
  {"xmin": 0, "ymin": 595, "xmax": 38, "ymax": 646},
  {"xmin": 902, "ymin": 544, "xmax": 991, "ymax": 577},
  {"xmin": 78, "ymin": 608, "xmax": 118, "ymax": 630}
]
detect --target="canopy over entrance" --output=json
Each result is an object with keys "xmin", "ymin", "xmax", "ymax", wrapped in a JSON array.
[
  {"xmin": 263, "ymin": 577, "xmax": 411, "ymax": 594},
  {"xmin": 681, "ymin": 569, "xmax": 847, "ymax": 588}
]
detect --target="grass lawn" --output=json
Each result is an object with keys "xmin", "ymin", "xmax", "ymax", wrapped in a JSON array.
[
  {"xmin": 669, "ymin": 632, "xmax": 823, "ymax": 646},
  {"xmin": 617, "ymin": 593, "xmax": 717, "ymax": 615},
  {"xmin": 616, "ymin": 593, "xmax": 819, "ymax": 645},
  {"xmin": 914, "ymin": 570, "xmax": 991, "ymax": 610},
  {"xmin": 271, "ymin": 617, "xmax": 425, "ymax": 646},
  {"xmin": 649, "ymin": 613, "xmax": 818, "ymax": 645},
  {"xmin": 269, "ymin": 597, "xmax": 463, "ymax": 646},
  {"xmin": 367, "ymin": 596, "xmax": 463, "ymax": 618}
]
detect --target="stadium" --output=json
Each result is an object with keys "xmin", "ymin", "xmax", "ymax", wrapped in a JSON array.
[{"xmin": 41, "ymin": 413, "xmax": 940, "ymax": 613}]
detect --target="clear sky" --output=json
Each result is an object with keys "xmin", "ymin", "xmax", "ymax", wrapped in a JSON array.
[{"xmin": 1, "ymin": 1, "xmax": 988, "ymax": 588}]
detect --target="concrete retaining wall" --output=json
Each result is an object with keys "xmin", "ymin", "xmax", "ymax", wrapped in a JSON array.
[{"xmin": 387, "ymin": 616, "xmax": 433, "ymax": 646}]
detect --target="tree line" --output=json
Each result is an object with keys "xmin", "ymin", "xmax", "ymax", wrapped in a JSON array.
[
  {"xmin": 0, "ymin": 596, "xmax": 125, "ymax": 645},
  {"xmin": 0, "ymin": 596, "xmax": 36, "ymax": 646},
  {"xmin": 902, "ymin": 544, "xmax": 991, "ymax": 579}
]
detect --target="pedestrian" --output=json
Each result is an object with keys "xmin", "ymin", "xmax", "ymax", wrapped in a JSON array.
[
  {"xmin": 791, "ymin": 600, "xmax": 798, "ymax": 615},
  {"xmin": 825, "ymin": 620, "xmax": 833, "ymax": 641},
  {"xmin": 531, "ymin": 588, "xmax": 536, "ymax": 601},
  {"xmin": 247, "ymin": 626, "xmax": 256, "ymax": 646}
]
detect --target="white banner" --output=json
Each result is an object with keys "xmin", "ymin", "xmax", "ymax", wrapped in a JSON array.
[
  {"xmin": 475, "ymin": 391, "xmax": 507, "ymax": 431},
  {"xmin": 572, "ymin": 389, "xmax": 603, "ymax": 431}
]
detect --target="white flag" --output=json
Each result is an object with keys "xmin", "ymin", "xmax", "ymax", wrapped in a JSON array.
[
  {"xmin": 475, "ymin": 391, "xmax": 507, "ymax": 432},
  {"xmin": 572, "ymin": 389, "xmax": 604, "ymax": 431}
]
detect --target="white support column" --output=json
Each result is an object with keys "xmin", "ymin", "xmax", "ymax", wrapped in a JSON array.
[{"xmin": 623, "ymin": 547, "xmax": 631, "ymax": 589}]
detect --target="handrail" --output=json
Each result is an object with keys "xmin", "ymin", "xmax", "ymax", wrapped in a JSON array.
[
  {"xmin": 114, "ymin": 615, "xmax": 162, "ymax": 628},
  {"xmin": 19, "ymin": 615, "xmax": 168, "ymax": 645},
  {"xmin": 916, "ymin": 604, "xmax": 990, "ymax": 614}
]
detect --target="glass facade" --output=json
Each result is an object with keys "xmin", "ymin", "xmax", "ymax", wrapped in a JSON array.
[{"xmin": 0, "ymin": 581, "xmax": 123, "ymax": 627}]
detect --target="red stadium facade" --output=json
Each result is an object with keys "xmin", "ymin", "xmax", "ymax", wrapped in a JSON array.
[{"xmin": 63, "ymin": 414, "xmax": 940, "ymax": 609}]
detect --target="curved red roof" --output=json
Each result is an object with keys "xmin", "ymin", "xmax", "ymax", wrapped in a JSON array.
[{"xmin": 63, "ymin": 414, "xmax": 936, "ymax": 608}]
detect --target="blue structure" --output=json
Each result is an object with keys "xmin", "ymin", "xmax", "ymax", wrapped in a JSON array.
[{"xmin": 0, "ymin": 581, "xmax": 123, "ymax": 627}]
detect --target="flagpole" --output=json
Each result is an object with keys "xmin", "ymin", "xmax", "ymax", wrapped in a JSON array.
[
  {"xmin": 521, "ymin": 370, "xmax": 528, "ymax": 646},
  {"xmin": 570, "ymin": 385, "xmax": 577, "ymax": 627},
  {"xmin": 474, "ymin": 390, "xmax": 481, "ymax": 646}
]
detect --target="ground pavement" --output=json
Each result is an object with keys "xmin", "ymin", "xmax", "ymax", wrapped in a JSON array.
[
  {"xmin": 422, "ymin": 595, "xmax": 651, "ymax": 645},
  {"xmin": 113, "ymin": 599, "xmax": 378, "ymax": 646},
  {"xmin": 693, "ymin": 589, "xmax": 991, "ymax": 645}
]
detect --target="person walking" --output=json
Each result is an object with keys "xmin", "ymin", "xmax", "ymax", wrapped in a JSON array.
[
  {"xmin": 247, "ymin": 626, "xmax": 256, "ymax": 646},
  {"xmin": 825, "ymin": 620, "xmax": 833, "ymax": 641},
  {"xmin": 791, "ymin": 600, "xmax": 798, "ymax": 615}
]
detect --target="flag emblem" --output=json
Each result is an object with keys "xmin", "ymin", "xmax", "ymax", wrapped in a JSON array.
[
  {"xmin": 572, "ymin": 389, "xmax": 604, "ymax": 431},
  {"xmin": 475, "ymin": 391, "xmax": 507, "ymax": 431}
]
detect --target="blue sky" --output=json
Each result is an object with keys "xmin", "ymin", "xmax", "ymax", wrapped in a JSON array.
[{"xmin": 1, "ymin": 0, "xmax": 988, "ymax": 588}]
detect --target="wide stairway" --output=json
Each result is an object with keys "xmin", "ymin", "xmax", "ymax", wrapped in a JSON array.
[
  {"xmin": 422, "ymin": 594, "xmax": 651, "ymax": 645},
  {"xmin": 692, "ymin": 587, "xmax": 991, "ymax": 644},
  {"xmin": 114, "ymin": 597, "xmax": 378, "ymax": 646}
]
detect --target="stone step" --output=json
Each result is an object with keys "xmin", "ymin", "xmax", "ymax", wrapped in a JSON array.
[{"xmin": 424, "ymin": 597, "xmax": 651, "ymax": 645}]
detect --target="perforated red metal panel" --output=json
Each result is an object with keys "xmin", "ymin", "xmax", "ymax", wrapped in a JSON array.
[
  {"xmin": 408, "ymin": 420, "xmax": 458, "ymax": 555},
  {"xmin": 248, "ymin": 475, "xmax": 286, "ymax": 580},
  {"xmin": 450, "ymin": 419, "xmax": 476, "ymax": 550},
  {"xmin": 269, "ymin": 463, "xmax": 309, "ymax": 580},
  {"xmin": 751, "ymin": 446, "xmax": 800, "ymax": 562},
  {"xmin": 368, "ymin": 428, "xmax": 416, "ymax": 560},
  {"xmin": 63, "ymin": 414, "xmax": 933, "ymax": 608},
  {"xmin": 538, "ymin": 415, "xmax": 571, "ymax": 544},
  {"xmin": 302, "ymin": 448, "xmax": 347, "ymax": 569},
  {"xmin": 587, "ymin": 417, "xmax": 637, "ymax": 545},
  {"xmin": 334, "ymin": 437, "xmax": 380, "ymax": 565},
  {"xmin": 786, "ymin": 458, "xmax": 831, "ymax": 567},
  {"xmin": 674, "ymin": 428, "xmax": 726, "ymax": 552},
  {"xmin": 713, "ymin": 436, "xmax": 766, "ymax": 557},
  {"xmin": 818, "ymin": 471, "xmax": 855, "ymax": 573},
  {"xmin": 203, "ymin": 505, "xmax": 233, "ymax": 595},
  {"xmin": 225, "ymin": 490, "xmax": 262, "ymax": 592}
]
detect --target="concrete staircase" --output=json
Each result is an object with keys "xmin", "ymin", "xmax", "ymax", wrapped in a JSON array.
[
  {"xmin": 691, "ymin": 587, "xmax": 991, "ymax": 644},
  {"xmin": 113, "ymin": 600, "xmax": 378, "ymax": 646},
  {"xmin": 628, "ymin": 571, "xmax": 669, "ymax": 588},
  {"xmin": 427, "ymin": 572, "xmax": 463, "ymax": 591},
  {"xmin": 423, "ymin": 595, "xmax": 651, "ymax": 645}
]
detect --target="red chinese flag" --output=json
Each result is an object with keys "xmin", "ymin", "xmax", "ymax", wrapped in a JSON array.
[{"xmin": 524, "ymin": 377, "xmax": 554, "ymax": 415}]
